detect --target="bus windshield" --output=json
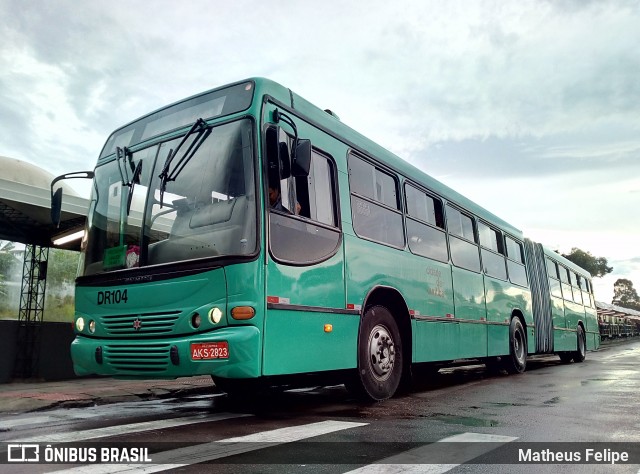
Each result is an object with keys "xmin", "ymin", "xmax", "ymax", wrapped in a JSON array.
[{"xmin": 80, "ymin": 119, "xmax": 257, "ymax": 276}]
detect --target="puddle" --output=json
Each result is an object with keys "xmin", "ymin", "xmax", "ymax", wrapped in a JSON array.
[{"xmin": 581, "ymin": 378, "xmax": 614, "ymax": 386}]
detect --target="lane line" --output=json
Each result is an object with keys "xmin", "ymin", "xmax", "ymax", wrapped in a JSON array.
[
  {"xmin": 344, "ymin": 432, "xmax": 518, "ymax": 474},
  {"xmin": 10, "ymin": 413, "xmax": 251, "ymax": 443},
  {"xmin": 51, "ymin": 420, "xmax": 368, "ymax": 474}
]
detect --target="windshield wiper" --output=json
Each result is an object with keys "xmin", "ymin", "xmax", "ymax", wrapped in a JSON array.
[
  {"xmin": 158, "ymin": 118, "xmax": 211, "ymax": 207},
  {"xmin": 116, "ymin": 146, "xmax": 143, "ymax": 216},
  {"xmin": 115, "ymin": 146, "xmax": 132, "ymax": 186},
  {"xmin": 126, "ymin": 160, "xmax": 143, "ymax": 216}
]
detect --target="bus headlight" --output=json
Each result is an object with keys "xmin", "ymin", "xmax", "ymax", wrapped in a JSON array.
[
  {"xmin": 76, "ymin": 317, "xmax": 85, "ymax": 332},
  {"xmin": 209, "ymin": 307, "xmax": 223, "ymax": 324},
  {"xmin": 89, "ymin": 320, "xmax": 96, "ymax": 333}
]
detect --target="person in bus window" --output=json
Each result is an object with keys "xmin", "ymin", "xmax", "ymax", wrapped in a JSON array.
[{"xmin": 269, "ymin": 185, "xmax": 301, "ymax": 214}]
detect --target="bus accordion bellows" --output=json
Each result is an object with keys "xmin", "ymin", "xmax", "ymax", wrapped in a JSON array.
[{"xmin": 51, "ymin": 78, "xmax": 599, "ymax": 401}]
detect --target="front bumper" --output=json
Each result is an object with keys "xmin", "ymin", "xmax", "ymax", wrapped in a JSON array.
[{"xmin": 71, "ymin": 326, "xmax": 261, "ymax": 379}]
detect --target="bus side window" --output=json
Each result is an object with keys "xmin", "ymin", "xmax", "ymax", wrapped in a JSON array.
[
  {"xmin": 349, "ymin": 154, "xmax": 404, "ymax": 249},
  {"xmin": 405, "ymin": 184, "xmax": 448, "ymax": 263},
  {"xmin": 269, "ymin": 146, "xmax": 341, "ymax": 265},
  {"xmin": 582, "ymin": 278, "xmax": 593, "ymax": 308},
  {"xmin": 579, "ymin": 275, "xmax": 590, "ymax": 307},
  {"xmin": 588, "ymin": 280, "xmax": 595, "ymax": 308},
  {"xmin": 505, "ymin": 236, "xmax": 527, "ymax": 286},
  {"xmin": 478, "ymin": 221, "xmax": 507, "ymax": 280},
  {"xmin": 546, "ymin": 258, "xmax": 563, "ymax": 298},
  {"xmin": 573, "ymin": 272, "xmax": 583, "ymax": 305},
  {"xmin": 559, "ymin": 266, "xmax": 573, "ymax": 301},
  {"xmin": 446, "ymin": 205, "xmax": 480, "ymax": 272}
]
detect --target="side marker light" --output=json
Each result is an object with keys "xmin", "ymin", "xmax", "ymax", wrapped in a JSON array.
[{"xmin": 231, "ymin": 306, "xmax": 255, "ymax": 320}]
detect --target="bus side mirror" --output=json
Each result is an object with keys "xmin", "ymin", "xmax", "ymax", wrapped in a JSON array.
[
  {"xmin": 50, "ymin": 171, "xmax": 94, "ymax": 227},
  {"xmin": 292, "ymin": 139, "xmax": 311, "ymax": 177},
  {"xmin": 51, "ymin": 187, "xmax": 63, "ymax": 227}
]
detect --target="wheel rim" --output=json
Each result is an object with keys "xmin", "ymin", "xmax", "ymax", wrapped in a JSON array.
[
  {"xmin": 367, "ymin": 324, "xmax": 396, "ymax": 381},
  {"xmin": 513, "ymin": 327, "xmax": 525, "ymax": 363}
]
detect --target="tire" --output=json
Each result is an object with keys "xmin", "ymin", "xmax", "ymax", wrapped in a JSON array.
[
  {"xmin": 572, "ymin": 325, "xmax": 586, "ymax": 363},
  {"xmin": 349, "ymin": 305, "xmax": 403, "ymax": 401},
  {"xmin": 504, "ymin": 318, "xmax": 527, "ymax": 374},
  {"xmin": 558, "ymin": 352, "xmax": 573, "ymax": 364}
]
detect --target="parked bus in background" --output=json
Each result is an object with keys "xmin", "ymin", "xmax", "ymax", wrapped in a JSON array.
[{"xmin": 51, "ymin": 78, "xmax": 599, "ymax": 401}]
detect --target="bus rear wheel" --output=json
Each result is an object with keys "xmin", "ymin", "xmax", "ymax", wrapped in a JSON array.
[
  {"xmin": 504, "ymin": 318, "xmax": 527, "ymax": 374},
  {"xmin": 572, "ymin": 325, "xmax": 586, "ymax": 363},
  {"xmin": 349, "ymin": 305, "xmax": 403, "ymax": 401}
]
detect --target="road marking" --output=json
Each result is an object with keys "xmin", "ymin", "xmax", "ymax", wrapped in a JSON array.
[
  {"xmin": 10, "ymin": 413, "xmax": 250, "ymax": 443},
  {"xmin": 344, "ymin": 432, "xmax": 518, "ymax": 474},
  {"xmin": 51, "ymin": 420, "xmax": 368, "ymax": 473}
]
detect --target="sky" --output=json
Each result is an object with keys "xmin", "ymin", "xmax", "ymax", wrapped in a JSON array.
[{"xmin": 1, "ymin": 0, "xmax": 639, "ymax": 301}]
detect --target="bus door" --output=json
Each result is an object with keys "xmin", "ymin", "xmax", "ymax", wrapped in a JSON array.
[
  {"xmin": 481, "ymin": 227, "xmax": 526, "ymax": 357},
  {"xmin": 447, "ymin": 206, "xmax": 487, "ymax": 359},
  {"xmin": 403, "ymin": 183, "xmax": 455, "ymax": 363},
  {"xmin": 262, "ymin": 124, "xmax": 347, "ymax": 376}
]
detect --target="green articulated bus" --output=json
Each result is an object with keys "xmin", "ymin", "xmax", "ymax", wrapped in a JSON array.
[{"xmin": 51, "ymin": 78, "xmax": 600, "ymax": 401}]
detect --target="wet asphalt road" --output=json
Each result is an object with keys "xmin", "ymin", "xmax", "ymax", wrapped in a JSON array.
[{"xmin": 1, "ymin": 339, "xmax": 639, "ymax": 473}]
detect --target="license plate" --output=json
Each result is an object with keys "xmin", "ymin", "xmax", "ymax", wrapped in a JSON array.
[{"xmin": 191, "ymin": 342, "xmax": 229, "ymax": 360}]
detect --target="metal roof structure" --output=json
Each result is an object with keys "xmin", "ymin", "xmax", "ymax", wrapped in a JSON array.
[
  {"xmin": 596, "ymin": 301, "xmax": 640, "ymax": 320},
  {"xmin": 0, "ymin": 156, "xmax": 88, "ymax": 250}
]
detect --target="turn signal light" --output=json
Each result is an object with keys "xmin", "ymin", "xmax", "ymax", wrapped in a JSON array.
[{"xmin": 231, "ymin": 306, "xmax": 255, "ymax": 320}]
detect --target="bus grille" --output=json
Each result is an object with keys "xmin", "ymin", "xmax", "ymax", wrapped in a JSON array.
[
  {"xmin": 104, "ymin": 343, "xmax": 171, "ymax": 373},
  {"xmin": 101, "ymin": 311, "xmax": 181, "ymax": 336}
]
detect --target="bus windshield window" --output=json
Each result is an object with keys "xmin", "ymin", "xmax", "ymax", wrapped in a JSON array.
[
  {"xmin": 81, "ymin": 119, "xmax": 256, "ymax": 276},
  {"xmin": 100, "ymin": 81, "xmax": 254, "ymax": 159}
]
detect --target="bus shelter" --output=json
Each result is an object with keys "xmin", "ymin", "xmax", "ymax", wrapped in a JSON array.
[
  {"xmin": 0, "ymin": 156, "xmax": 88, "ymax": 380},
  {"xmin": 596, "ymin": 301, "xmax": 640, "ymax": 339}
]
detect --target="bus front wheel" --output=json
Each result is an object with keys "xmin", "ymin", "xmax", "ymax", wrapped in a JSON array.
[
  {"xmin": 349, "ymin": 305, "xmax": 403, "ymax": 401},
  {"xmin": 505, "ymin": 317, "xmax": 527, "ymax": 374}
]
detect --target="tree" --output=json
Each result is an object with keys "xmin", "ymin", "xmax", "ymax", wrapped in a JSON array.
[
  {"xmin": 0, "ymin": 241, "xmax": 21, "ymax": 299},
  {"xmin": 562, "ymin": 247, "xmax": 612, "ymax": 278},
  {"xmin": 612, "ymin": 279, "xmax": 640, "ymax": 311},
  {"xmin": 43, "ymin": 249, "xmax": 81, "ymax": 322},
  {"xmin": 0, "ymin": 240, "xmax": 20, "ymax": 277},
  {"xmin": 46, "ymin": 248, "xmax": 81, "ymax": 288}
]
